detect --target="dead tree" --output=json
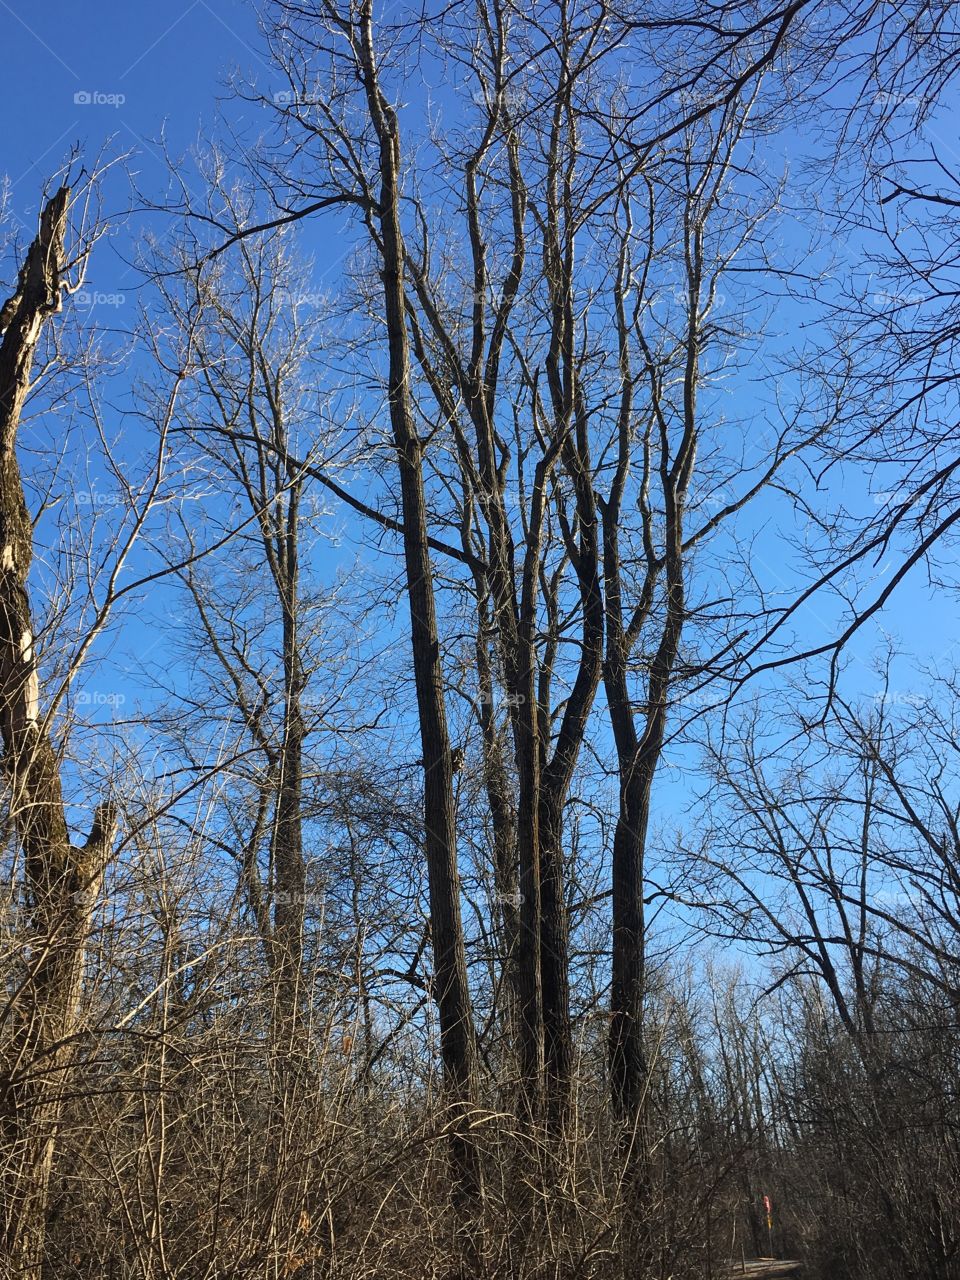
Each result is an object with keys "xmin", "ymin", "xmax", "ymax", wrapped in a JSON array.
[{"xmin": 0, "ymin": 188, "xmax": 117, "ymax": 1279}]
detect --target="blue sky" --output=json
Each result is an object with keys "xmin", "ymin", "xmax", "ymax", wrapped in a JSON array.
[
  {"xmin": 3, "ymin": 2, "xmax": 264, "ymax": 281},
  {"xmin": 3, "ymin": 1, "xmax": 259, "ymax": 164},
  {"xmin": 2, "ymin": 0, "xmax": 957, "ymax": 746},
  {"xmin": 2, "ymin": 0, "xmax": 958, "ymax": 999}
]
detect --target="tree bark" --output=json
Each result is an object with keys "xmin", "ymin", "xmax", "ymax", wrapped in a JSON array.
[
  {"xmin": 602, "ymin": 217, "xmax": 698, "ymax": 1135},
  {"xmin": 356, "ymin": 0, "xmax": 481, "ymax": 1223},
  {"xmin": 0, "ymin": 186, "xmax": 117, "ymax": 1280}
]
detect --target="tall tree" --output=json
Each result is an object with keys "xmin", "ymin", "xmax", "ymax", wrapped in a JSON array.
[{"xmin": 0, "ymin": 187, "xmax": 117, "ymax": 1280}]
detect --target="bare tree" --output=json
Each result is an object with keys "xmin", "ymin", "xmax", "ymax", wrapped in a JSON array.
[
  {"xmin": 226, "ymin": 0, "xmax": 835, "ymax": 1141},
  {"xmin": 0, "ymin": 185, "xmax": 118, "ymax": 1280}
]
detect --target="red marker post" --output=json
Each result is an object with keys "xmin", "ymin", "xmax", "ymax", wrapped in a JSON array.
[{"xmin": 763, "ymin": 1194, "xmax": 774, "ymax": 1256}]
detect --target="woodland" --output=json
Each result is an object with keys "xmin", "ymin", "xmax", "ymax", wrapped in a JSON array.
[{"xmin": 2, "ymin": 3, "xmax": 960, "ymax": 1278}]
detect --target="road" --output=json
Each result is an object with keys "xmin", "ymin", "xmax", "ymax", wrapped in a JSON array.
[{"xmin": 723, "ymin": 1262, "xmax": 803, "ymax": 1278}]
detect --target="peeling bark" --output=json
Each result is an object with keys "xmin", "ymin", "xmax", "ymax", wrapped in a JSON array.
[{"xmin": 0, "ymin": 187, "xmax": 117, "ymax": 1280}]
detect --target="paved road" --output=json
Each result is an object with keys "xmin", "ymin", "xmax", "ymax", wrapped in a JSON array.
[{"xmin": 724, "ymin": 1262, "xmax": 803, "ymax": 1277}]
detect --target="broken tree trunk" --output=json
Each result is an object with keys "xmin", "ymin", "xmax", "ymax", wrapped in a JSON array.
[{"xmin": 0, "ymin": 186, "xmax": 117, "ymax": 1280}]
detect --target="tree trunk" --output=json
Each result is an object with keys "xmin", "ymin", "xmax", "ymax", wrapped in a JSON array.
[
  {"xmin": 357, "ymin": 2, "xmax": 481, "ymax": 1230},
  {"xmin": 538, "ymin": 792, "xmax": 572, "ymax": 1133},
  {"xmin": 473, "ymin": 599, "xmax": 522, "ymax": 1076},
  {"xmin": 0, "ymin": 186, "xmax": 117, "ymax": 1280},
  {"xmin": 263, "ymin": 479, "xmax": 308, "ymax": 1080},
  {"xmin": 606, "ymin": 559, "xmax": 686, "ymax": 1157}
]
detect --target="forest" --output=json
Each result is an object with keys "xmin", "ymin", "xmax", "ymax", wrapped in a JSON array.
[{"xmin": 1, "ymin": 2, "xmax": 960, "ymax": 1277}]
